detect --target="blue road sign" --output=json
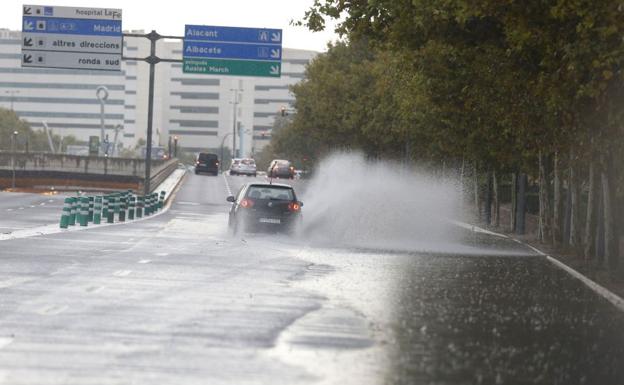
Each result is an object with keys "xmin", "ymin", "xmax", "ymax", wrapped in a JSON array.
[
  {"xmin": 183, "ymin": 24, "xmax": 283, "ymax": 78},
  {"xmin": 22, "ymin": 16, "xmax": 121, "ymax": 37},
  {"xmin": 183, "ymin": 41, "xmax": 282, "ymax": 61},
  {"xmin": 185, "ymin": 25, "xmax": 282, "ymax": 45},
  {"xmin": 22, "ymin": 5, "xmax": 122, "ymax": 71}
]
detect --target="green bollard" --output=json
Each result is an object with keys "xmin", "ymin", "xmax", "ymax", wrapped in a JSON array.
[
  {"xmin": 68, "ymin": 197, "xmax": 77, "ymax": 226},
  {"xmin": 59, "ymin": 197, "xmax": 72, "ymax": 228},
  {"xmin": 102, "ymin": 195, "xmax": 109, "ymax": 219},
  {"xmin": 75, "ymin": 195, "xmax": 82, "ymax": 225},
  {"xmin": 119, "ymin": 195, "xmax": 126, "ymax": 222},
  {"xmin": 80, "ymin": 197, "xmax": 89, "ymax": 226},
  {"xmin": 107, "ymin": 196, "xmax": 116, "ymax": 223},
  {"xmin": 88, "ymin": 196, "xmax": 94, "ymax": 222},
  {"xmin": 136, "ymin": 196, "xmax": 143, "ymax": 218},
  {"xmin": 93, "ymin": 196, "xmax": 102, "ymax": 224},
  {"xmin": 128, "ymin": 196, "xmax": 135, "ymax": 220},
  {"xmin": 144, "ymin": 195, "xmax": 151, "ymax": 216},
  {"xmin": 159, "ymin": 191, "xmax": 165, "ymax": 209},
  {"xmin": 113, "ymin": 194, "xmax": 120, "ymax": 214},
  {"xmin": 152, "ymin": 193, "xmax": 158, "ymax": 212}
]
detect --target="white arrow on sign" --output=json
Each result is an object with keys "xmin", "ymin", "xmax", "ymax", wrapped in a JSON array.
[
  {"xmin": 271, "ymin": 32, "xmax": 281, "ymax": 42},
  {"xmin": 270, "ymin": 65, "xmax": 280, "ymax": 75},
  {"xmin": 270, "ymin": 49, "xmax": 280, "ymax": 59},
  {"xmin": 23, "ymin": 20, "xmax": 34, "ymax": 30}
]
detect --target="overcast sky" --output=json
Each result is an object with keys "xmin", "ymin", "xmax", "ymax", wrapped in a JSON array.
[{"xmin": 2, "ymin": 0, "xmax": 340, "ymax": 52}]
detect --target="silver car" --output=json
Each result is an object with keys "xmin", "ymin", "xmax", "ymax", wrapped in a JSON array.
[{"xmin": 230, "ymin": 158, "xmax": 257, "ymax": 177}]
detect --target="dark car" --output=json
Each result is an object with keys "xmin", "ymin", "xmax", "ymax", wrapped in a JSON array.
[
  {"xmin": 195, "ymin": 152, "xmax": 219, "ymax": 175},
  {"xmin": 227, "ymin": 183, "xmax": 303, "ymax": 233},
  {"xmin": 267, "ymin": 159, "xmax": 295, "ymax": 179}
]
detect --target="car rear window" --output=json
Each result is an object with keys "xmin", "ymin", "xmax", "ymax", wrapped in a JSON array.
[
  {"xmin": 199, "ymin": 153, "xmax": 217, "ymax": 161},
  {"xmin": 275, "ymin": 161, "xmax": 290, "ymax": 167},
  {"xmin": 246, "ymin": 186, "xmax": 294, "ymax": 200},
  {"xmin": 242, "ymin": 159, "xmax": 255, "ymax": 165}
]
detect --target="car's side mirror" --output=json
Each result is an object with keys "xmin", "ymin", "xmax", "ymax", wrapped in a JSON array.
[
  {"xmin": 298, "ymin": 201, "xmax": 304, "ymax": 207},
  {"xmin": 226, "ymin": 196, "xmax": 236, "ymax": 203}
]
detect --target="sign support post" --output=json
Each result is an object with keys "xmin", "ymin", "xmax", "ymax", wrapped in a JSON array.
[{"xmin": 122, "ymin": 31, "xmax": 183, "ymax": 195}]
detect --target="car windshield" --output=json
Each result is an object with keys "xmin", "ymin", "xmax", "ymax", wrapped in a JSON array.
[{"xmin": 246, "ymin": 186, "xmax": 294, "ymax": 200}]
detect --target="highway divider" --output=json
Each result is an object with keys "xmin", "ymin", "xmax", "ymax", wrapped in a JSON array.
[
  {"xmin": 2, "ymin": 166, "xmax": 186, "ymax": 241},
  {"xmin": 59, "ymin": 190, "xmax": 166, "ymax": 228}
]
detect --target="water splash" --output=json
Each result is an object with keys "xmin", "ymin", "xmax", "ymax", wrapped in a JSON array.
[{"xmin": 299, "ymin": 152, "xmax": 475, "ymax": 253}]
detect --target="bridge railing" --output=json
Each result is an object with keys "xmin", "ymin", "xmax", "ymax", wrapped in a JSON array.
[
  {"xmin": 0, "ymin": 152, "xmax": 172, "ymax": 177},
  {"xmin": 0, "ymin": 152, "xmax": 179, "ymax": 192}
]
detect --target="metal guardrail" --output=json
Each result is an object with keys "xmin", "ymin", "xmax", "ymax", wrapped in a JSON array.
[
  {"xmin": 0, "ymin": 151, "xmax": 173, "ymax": 177},
  {"xmin": 0, "ymin": 152, "xmax": 178, "ymax": 191}
]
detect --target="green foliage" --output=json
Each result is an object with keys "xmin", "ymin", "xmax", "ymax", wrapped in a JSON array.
[
  {"xmin": 278, "ymin": 0, "xmax": 624, "ymax": 177},
  {"xmin": 0, "ymin": 107, "xmax": 81, "ymax": 153}
]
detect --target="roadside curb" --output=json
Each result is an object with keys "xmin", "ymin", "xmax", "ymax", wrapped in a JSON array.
[
  {"xmin": 0, "ymin": 168, "xmax": 187, "ymax": 241},
  {"xmin": 456, "ymin": 220, "xmax": 624, "ymax": 313}
]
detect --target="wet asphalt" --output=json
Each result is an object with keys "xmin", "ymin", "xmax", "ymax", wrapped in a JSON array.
[{"xmin": 0, "ymin": 172, "xmax": 623, "ymax": 384}]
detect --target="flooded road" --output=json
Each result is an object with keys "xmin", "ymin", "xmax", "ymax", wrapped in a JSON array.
[{"xmin": 0, "ymin": 172, "xmax": 623, "ymax": 384}]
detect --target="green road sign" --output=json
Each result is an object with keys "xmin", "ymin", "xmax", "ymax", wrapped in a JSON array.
[{"xmin": 183, "ymin": 58, "xmax": 281, "ymax": 77}]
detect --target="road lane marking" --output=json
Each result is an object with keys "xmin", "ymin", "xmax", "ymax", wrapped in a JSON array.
[
  {"xmin": 156, "ymin": 252, "xmax": 168, "ymax": 257},
  {"xmin": 39, "ymin": 305, "xmax": 68, "ymax": 315},
  {"xmin": 39, "ymin": 202, "xmax": 46, "ymax": 206},
  {"xmin": 18, "ymin": 207, "xmax": 24, "ymax": 210},
  {"xmin": 223, "ymin": 173, "xmax": 233, "ymax": 196},
  {"xmin": 462, "ymin": 221, "xmax": 624, "ymax": 313},
  {"xmin": 86, "ymin": 286, "xmax": 105, "ymax": 293},
  {"xmin": 177, "ymin": 201, "xmax": 200, "ymax": 206},
  {"xmin": 138, "ymin": 259, "xmax": 151, "ymax": 264},
  {"xmin": 0, "ymin": 277, "xmax": 33, "ymax": 289},
  {"xmin": 113, "ymin": 270, "xmax": 132, "ymax": 277},
  {"xmin": 48, "ymin": 200, "xmax": 55, "ymax": 203},
  {"xmin": 29, "ymin": 205, "xmax": 36, "ymax": 208},
  {"xmin": 0, "ymin": 337, "xmax": 13, "ymax": 349},
  {"xmin": 6, "ymin": 209, "xmax": 13, "ymax": 211}
]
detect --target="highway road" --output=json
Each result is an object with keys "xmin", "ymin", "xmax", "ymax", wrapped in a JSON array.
[{"xmin": 0, "ymin": 172, "xmax": 623, "ymax": 385}]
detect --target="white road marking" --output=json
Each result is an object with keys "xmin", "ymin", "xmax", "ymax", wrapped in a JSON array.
[
  {"xmin": 29, "ymin": 205, "xmax": 36, "ymax": 208},
  {"xmin": 0, "ymin": 337, "xmax": 13, "ymax": 349},
  {"xmin": 156, "ymin": 252, "xmax": 168, "ymax": 257},
  {"xmin": 0, "ymin": 277, "xmax": 32, "ymax": 289},
  {"xmin": 223, "ymin": 173, "xmax": 233, "ymax": 196},
  {"xmin": 6, "ymin": 209, "xmax": 13, "ymax": 211},
  {"xmin": 48, "ymin": 200, "xmax": 55, "ymax": 203},
  {"xmin": 138, "ymin": 259, "xmax": 151, "ymax": 264},
  {"xmin": 461, "ymin": 221, "xmax": 624, "ymax": 313},
  {"xmin": 86, "ymin": 286, "xmax": 106, "ymax": 294},
  {"xmin": 113, "ymin": 270, "xmax": 132, "ymax": 277},
  {"xmin": 39, "ymin": 305, "xmax": 68, "ymax": 315},
  {"xmin": 18, "ymin": 207, "xmax": 24, "ymax": 210},
  {"xmin": 39, "ymin": 202, "xmax": 46, "ymax": 206},
  {"xmin": 177, "ymin": 201, "xmax": 200, "ymax": 206}
]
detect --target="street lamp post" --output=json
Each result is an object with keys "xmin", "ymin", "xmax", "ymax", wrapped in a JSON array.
[
  {"xmin": 230, "ymin": 87, "xmax": 243, "ymax": 158},
  {"xmin": 173, "ymin": 136, "xmax": 178, "ymax": 157},
  {"xmin": 96, "ymin": 86, "xmax": 109, "ymax": 155},
  {"xmin": 220, "ymin": 133, "xmax": 232, "ymax": 172},
  {"xmin": 11, "ymin": 130, "xmax": 18, "ymax": 189}
]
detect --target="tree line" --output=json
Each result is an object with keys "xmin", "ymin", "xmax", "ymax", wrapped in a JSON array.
[
  {"xmin": 267, "ymin": 0, "xmax": 623, "ymax": 274},
  {"xmin": 0, "ymin": 108, "xmax": 80, "ymax": 153}
]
